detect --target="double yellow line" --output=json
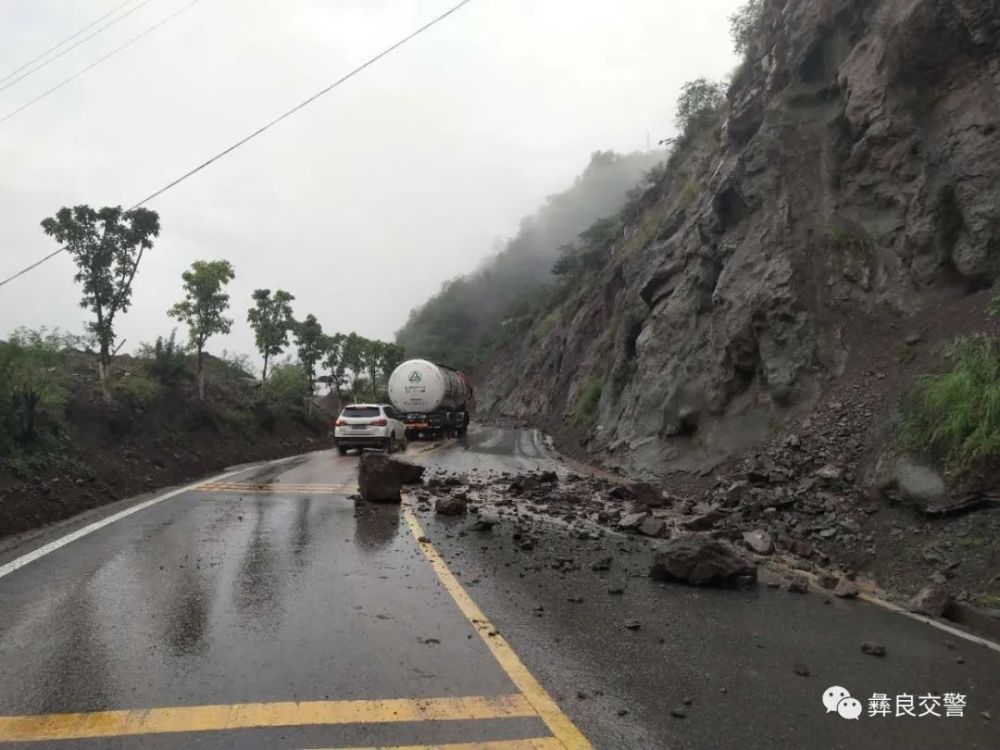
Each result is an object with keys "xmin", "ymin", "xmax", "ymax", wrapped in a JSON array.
[
  {"xmin": 0, "ymin": 499, "xmax": 592, "ymax": 749},
  {"xmin": 196, "ymin": 482, "xmax": 355, "ymax": 495}
]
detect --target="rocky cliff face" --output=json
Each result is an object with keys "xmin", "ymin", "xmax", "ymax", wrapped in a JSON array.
[{"xmin": 478, "ymin": 0, "xmax": 1000, "ymax": 478}]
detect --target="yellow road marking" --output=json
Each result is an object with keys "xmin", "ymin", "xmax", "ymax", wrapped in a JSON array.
[
  {"xmin": 306, "ymin": 738, "xmax": 564, "ymax": 750},
  {"xmin": 403, "ymin": 506, "xmax": 593, "ymax": 750},
  {"xmin": 0, "ymin": 694, "xmax": 535, "ymax": 743},
  {"xmin": 196, "ymin": 482, "xmax": 355, "ymax": 495}
]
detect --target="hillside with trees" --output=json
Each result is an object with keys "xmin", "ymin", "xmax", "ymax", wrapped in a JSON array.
[
  {"xmin": 0, "ymin": 203, "xmax": 405, "ymax": 539},
  {"xmin": 395, "ymin": 149, "xmax": 664, "ymax": 369}
]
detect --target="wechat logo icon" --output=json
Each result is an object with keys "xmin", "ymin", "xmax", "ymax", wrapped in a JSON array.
[{"xmin": 823, "ymin": 686, "xmax": 862, "ymax": 720}]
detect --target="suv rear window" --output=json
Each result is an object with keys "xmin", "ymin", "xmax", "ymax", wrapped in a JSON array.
[{"xmin": 342, "ymin": 406, "xmax": 380, "ymax": 418}]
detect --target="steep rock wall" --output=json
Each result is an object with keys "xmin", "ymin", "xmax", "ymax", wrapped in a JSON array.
[{"xmin": 478, "ymin": 0, "xmax": 1000, "ymax": 477}]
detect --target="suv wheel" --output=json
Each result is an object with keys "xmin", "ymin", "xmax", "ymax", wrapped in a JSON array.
[{"xmin": 384, "ymin": 436, "xmax": 394, "ymax": 454}]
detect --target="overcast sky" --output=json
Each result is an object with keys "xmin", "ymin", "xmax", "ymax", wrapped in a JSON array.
[{"xmin": 0, "ymin": 0, "xmax": 742, "ymax": 364}]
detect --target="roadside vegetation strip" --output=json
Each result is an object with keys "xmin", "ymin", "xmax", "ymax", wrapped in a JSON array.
[
  {"xmin": 0, "ymin": 695, "xmax": 536, "ymax": 743},
  {"xmin": 305, "ymin": 739, "xmax": 564, "ymax": 750},
  {"xmin": 402, "ymin": 505, "xmax": 593, "ymax": 750}
]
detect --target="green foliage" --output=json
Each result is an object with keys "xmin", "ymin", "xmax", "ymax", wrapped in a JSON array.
[
  {"xmin": 323, "ymin": 332, "xmax": 348, "ymax": 396},
  {"xmin": 137, "ymin": 330, "xmax": 189, "ymax": 387},
  {"xmin": 730, "ymin": 0, "xmax": 767, "ymax": 57},
  {"xmin": 989, "ymin": 294, "xmax": 1000, "ymax": 319},
  {"xmin": 552, "ymin": 215, "xmax": 622, "ymax": 278},
  {"xmin": 40, "ymin": 204, "xmax": 160, "ymax": 399},
  {"xmin": 247, "ymin": 288, "xmax": 295, "ymax": 381},
  {"xmin": 169, "ymin": 259, "xmax": 235, "ymax": 399},
  {"xmin": 827, "ymin": 221, "xmax": 876, "ymax": 255},
  {"xmin": 218, "ymin": 349, "xmax": 258, "ymax": 379},
  {"xmin": 340, "ymin": 332, "xmax": 367, "ymax": 399},
  {"xmin": 328, "ymin": 334, "xmax": 405, "ymax": 401},
  {"xmin": 901, "ymin": 335, "xmax": 1000, "ymax": 473},
  {"xmin": 114, "ymin": 372, "xmax": 163, "ymax": 408},
  {"xmin": 294, "ymin": 314, "xmax": 327, "ymax": 398},
  {"xmin": 217, "ymin": 405, "xmax": 255, "ymax": 432},
  {"xmin": 0, "ymin": 328, "xmax": 70, "ymax": 450},
  {"xmin": 265, "ymin": 362, "xmax": 310, "ymax": 405},
  {"xmin": 532, "ymin": 309, "xmax": 562, "ymax": 344},
  {"xmin": 396, "ymin": 150, "xmax": 665, "ymax": 369},
  {"xmin": 673, "ymin": 79, "xmax": 727, "ymax": 140},
  {"xmin": 574, "ymin": 374, "xmax": 605, "ymax": 425}
]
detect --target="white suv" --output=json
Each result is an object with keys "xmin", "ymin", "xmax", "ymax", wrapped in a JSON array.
[{"xmin": 334, "ymin": 404, "xmax": 407, "ymax": 456}]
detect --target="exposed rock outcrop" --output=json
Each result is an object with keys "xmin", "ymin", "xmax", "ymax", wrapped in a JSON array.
[{"xmin": 477, "ymin": 0, "xmax": 1000, "ymax": 479}]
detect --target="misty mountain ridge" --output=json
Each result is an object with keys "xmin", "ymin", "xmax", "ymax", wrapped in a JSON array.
[{"xmin": 395, "ymin": 149, "xmax": 664, "ymax": 369}]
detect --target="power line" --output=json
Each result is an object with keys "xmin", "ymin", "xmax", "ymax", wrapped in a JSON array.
[
  {"xmin": 0, "ymin": 0, "xmax": 201, "ymax": 128},
  {"xmin": 0, "ymin": 0, "xmax": 476, "ymax": 291},
  {"xmin": 0, "ymin": 0, "xmax": 159, "ymax": 95},
  {"xmin": 0, "ymin": 0, "xmax": 141, "ymax": 85},
  {"xmin": 129, "ymin": 0, "xmax": 475, "ymax": 209}
]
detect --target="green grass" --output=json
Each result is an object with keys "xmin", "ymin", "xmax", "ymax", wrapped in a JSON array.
[
  {"xmin": 827, "ymin": 221, "xmax": 876, "ymax": 257},
  {"xmin": 574, "ymin": 374, "xmax": 605, "ymax": 425},
  {"xmin": 900, "ymin": 335, "xmax": 1000, "ymax": 473},
  {"xmin": 114, "ymin": 372, "xmax": 163, "ymax": 408}
]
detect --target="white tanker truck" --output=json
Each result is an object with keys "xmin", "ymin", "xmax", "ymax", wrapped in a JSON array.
[{"xmin": 387, "ymin": 359, "xmax": 473, "ymax": 439}]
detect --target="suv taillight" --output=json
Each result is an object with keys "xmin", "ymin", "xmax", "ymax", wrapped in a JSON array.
[
  {"xmin": 371, "ymin": 418, "xmax": 387, "ymax": 426},
  {"xmin": 335, "ymin": 418, "xmax": 347, "ymax": 426}
]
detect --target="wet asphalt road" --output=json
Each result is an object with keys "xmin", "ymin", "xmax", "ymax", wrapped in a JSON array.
[{"xmin": 0, "ymin": 425, "xmax": 997, "ymax": 749}]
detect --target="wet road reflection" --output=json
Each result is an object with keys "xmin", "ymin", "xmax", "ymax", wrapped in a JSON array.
[{"xmin": 353, "ymin": 503, "xmax": 402, "ymax": 553}]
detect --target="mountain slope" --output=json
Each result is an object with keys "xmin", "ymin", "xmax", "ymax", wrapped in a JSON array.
[
  {"xmin": 396, "ymin": 150, "xmax": 664, "ymax": 369},
  {"xmin": 478, "ymin": 0, "xmax": 1000, "ymax": 478}
]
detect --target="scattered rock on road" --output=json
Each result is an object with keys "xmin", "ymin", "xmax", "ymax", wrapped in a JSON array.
[
  {"xmin": 436, "ymin": 495, "xmax": 469, "ymax": 516},
  {"xmin": 472, "ymin": 512, "xmax": 499, "ymax": 531},
  {"xmin": 861, "ymin": 641, "xmax": 886, "ymax": 657},
  {"xmin": 681, "ymin": 508, "xmax": 725, "ymax": 531},
  {"xmin": 786, "ymin": 575, "xmax": 810, "ymax": 594},
  {"xmin": 833, "ymin": 579, "xmax": 859, "ymax": 599},
  {"xmin": 618, "ymin": 511, "xmax": 648, "ymax": 531},
  {"xmin": 649, "ymin": 536, "xmax": 757, "ymax": 587},
  {"xmin": 591, "ymin": 556, "xmax": 612, "ymax": 572},
  {"xmin": 742, "ymin": 529, "xmax": 774, "ymax": 554},
  {"xmin": 639, "ymin": 516, "xmax": 668, "ymax": 538}
]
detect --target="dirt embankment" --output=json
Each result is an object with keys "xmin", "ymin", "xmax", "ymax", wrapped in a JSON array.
[{"xmin": 0, "ymin": 353, "xmax": 332, "ymax": 539}]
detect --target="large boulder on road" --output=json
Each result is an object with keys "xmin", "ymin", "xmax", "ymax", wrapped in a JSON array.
[
  {"xmin": 358, "ymin": 453, "xmax": 425, "ymax": 503},
  {"xmin": 650, "ymin": 536, "xmax": 757, "ymax": 587}
]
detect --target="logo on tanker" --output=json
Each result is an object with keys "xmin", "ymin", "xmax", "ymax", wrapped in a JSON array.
[{"xmin": 408, "ymin": 370, "xmax": 422, "ymax": 383}]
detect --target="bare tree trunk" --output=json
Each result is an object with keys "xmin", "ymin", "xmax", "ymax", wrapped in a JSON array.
[
  {"xmin": 197, "ymin": 348, "xmax": 205, "ymax": 401},
  {"xmin": 261, "ymin": 353, "xmax": 270, "ymax": 384},
  {"xmin": 19, "ymin": 390, "xmax": 38, "ymax": 442},
  {"xmin": 98, "ymin": 353, "xmax": 111, "ymax": 404}
]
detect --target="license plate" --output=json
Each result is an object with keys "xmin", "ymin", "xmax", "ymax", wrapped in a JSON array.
[{"xmin": 351, "ymin": 425, "xmax": 368, "ymax": 430}]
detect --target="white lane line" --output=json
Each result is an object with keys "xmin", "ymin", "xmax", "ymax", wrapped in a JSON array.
[
  {"xmin": 0, "ymin": 458, "xmax": 300, "ymax": 581},
  {"xmin": 857, "ymin": 592, "xmax": 1000, "ymax": 654}
]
